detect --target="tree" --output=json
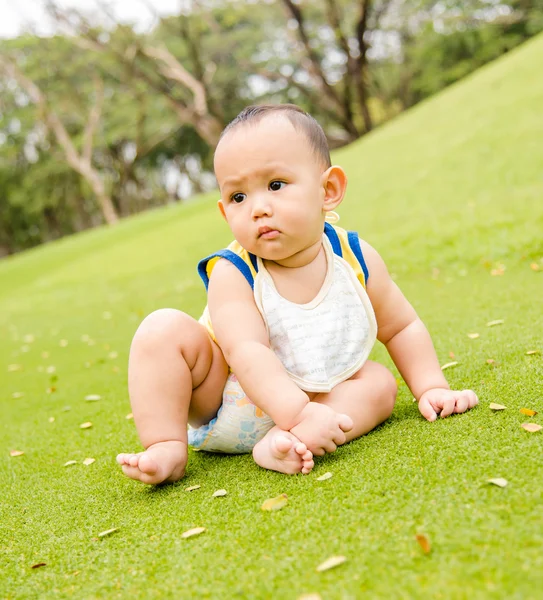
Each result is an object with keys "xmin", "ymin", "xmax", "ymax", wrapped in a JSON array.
[{"xmin": 0, "ymin": 36, "xmax": 119, "ymax": 224}]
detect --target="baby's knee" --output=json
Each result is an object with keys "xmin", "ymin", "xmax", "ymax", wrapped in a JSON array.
[
  {"xmin": 383, "ymin": 369, "xmax": 398, "ymax": 416},
  {"xmin": 373, "ymin": 363, "xmax": 397, "ymax": 416},
  {"xmin": 133, "ymin": 309, "xmax": 200, "ymax": 349}
]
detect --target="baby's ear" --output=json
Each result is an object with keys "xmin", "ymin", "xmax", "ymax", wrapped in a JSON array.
[
  {"xmin": 217, "ymin": 199, "xmax": 227, "ymax": 221},
  {"xmin": 321, "ymin": 166, "xmax": 347, "ymax": 213}
]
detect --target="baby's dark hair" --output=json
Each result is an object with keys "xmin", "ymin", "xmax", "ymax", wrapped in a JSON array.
[{"xmin": 219, "ymin": 104, "xmax": 331, "ymax": 168}]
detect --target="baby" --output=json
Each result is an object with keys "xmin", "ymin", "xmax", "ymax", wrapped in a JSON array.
[{"xmin": 117, "ymin": 104, "xmax": 478, "ymax": 484}]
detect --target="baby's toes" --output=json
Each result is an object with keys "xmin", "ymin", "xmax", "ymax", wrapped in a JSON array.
[
  {"xmin": 116, "ymin": 453, "xmax": 135, "ymax": 465},
  {"xmin": 294, "ymin": 442, "xmax": 308, "ymax": 457},
  {"xmin": 128, "ymin": 454, "xmax": 141, "ymax": 467},
  {"xmin": 137, "ymin": 452, "xmax": 159, "ymax": 475},
  {"xmin": 121, "ymin": 463, "xmax": 153, "ymax": 483},
  {"xmin": 300, "ymin": 449, "xmax": 313, "ymax": 461},
  {"xmin": 301, "ymin": 457, "xmax": 314, "ymax": 474}
]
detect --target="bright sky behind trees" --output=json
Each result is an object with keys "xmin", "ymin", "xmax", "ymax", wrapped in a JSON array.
[{"xmin": 0, "ymin": 0, "xmax": 181, "ymax": 39}]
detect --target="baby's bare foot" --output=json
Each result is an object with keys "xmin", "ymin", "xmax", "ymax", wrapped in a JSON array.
[
  {"xmin": 253, "ymin": 427, "xmax": 314, "ymax": 475},
  {"xmin": 116, "ymin": 440, "xmax": 187, "ymax": 484}
]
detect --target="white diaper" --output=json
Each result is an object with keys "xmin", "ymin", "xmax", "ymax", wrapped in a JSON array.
[{"xmin": 188, "ymin": 372, "xmax": 275, "ymax": 453}]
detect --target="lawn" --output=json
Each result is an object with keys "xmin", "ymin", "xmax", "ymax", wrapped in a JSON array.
[{"xmin": 1, "ymin": 34, "xmax": 542, "ymax": 599}]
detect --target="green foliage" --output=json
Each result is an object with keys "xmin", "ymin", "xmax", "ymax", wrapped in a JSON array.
[{"xmin": 1, "ymin": 1, "xmax": 542, "ymax": 255}]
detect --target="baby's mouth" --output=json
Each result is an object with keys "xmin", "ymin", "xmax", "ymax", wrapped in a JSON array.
[{"xmin": 258, "ymin": 226, "xmax": 280, "ymax": 239}]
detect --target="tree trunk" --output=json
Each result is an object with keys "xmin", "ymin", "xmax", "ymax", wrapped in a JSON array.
[
  {"xmin": 355, "ymin": 0, "xmax": 373, "ymax": 133},
  {"xmin": 0, "ymin": 56, "xmax": 119, "ymax": 225}
]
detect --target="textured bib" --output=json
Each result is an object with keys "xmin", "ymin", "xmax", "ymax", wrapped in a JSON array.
[{"xmin": 254, "ymin": 236, "xmax": 377, "ymax": 393}]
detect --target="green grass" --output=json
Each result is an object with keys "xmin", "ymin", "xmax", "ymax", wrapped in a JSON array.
[{"xmin": 1, "ymin": 34, "xmax": 543, "ymax": 599}]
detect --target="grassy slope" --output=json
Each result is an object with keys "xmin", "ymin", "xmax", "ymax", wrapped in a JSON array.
[{"xmin": 1, "ymin": 34, "xmax": 542, "ymax": 599}]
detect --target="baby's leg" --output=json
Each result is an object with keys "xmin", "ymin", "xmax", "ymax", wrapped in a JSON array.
[
  {"xmin": 312, "ymin": 361, "xmax": 397, "ymax": 449},
  {"xmin": 117, "ymin": 309, "xmax": 228, "ymax": 484}
]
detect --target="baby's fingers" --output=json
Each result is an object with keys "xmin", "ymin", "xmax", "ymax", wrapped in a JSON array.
[
  {"xmin": 454, "ymin": 390, "xmax": 479, "ymax": 413},
  {"xmin": 440, "ymin": 395, "xmax": 457, "ymax": 418},
  {"xmin": 467, "ymin": 390, "xmax": 479, "ymax": 408},
  {"xmin": 418, "ymin": 396, "xmax": 437, "ymax": 422},
  {"xmin": 337, "ymin": 413, "xmax": 353, "ymax": 433},
  {"xmin": 332, "ymin": 428, "xmax": 347, "ymax": 447},
  {"xmin": 453, "ymin": 393, "xmax": 469, "ymax": 414}
]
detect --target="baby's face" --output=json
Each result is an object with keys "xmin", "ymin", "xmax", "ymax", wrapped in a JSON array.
[{"xmin": 214, "ymin": 116, "xmax": 328, "ymax": 262}]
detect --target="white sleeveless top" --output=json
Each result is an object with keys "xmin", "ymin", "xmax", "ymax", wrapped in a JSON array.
[{"xmin": 253, "ymin": 235, "xmax": 377, "ymax": 393}]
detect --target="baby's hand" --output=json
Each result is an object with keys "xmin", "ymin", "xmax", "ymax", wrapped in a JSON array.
[
  {"xmin": 418, "ymin": 388, "xmax": 478, "ymax": 422},
  {"xmin": 290, "ymin": 402, "xmax": 353, "ymax": 456}
]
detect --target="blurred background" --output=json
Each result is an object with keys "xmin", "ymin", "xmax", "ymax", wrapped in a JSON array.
[{"xmin": 1, "ymin": 0, "xmax": 542, "ymax": 257}]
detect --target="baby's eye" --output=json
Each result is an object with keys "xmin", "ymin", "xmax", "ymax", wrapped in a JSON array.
[
  {"xmin": 269, "ymin": 180, "xmax": 286, "ymax": 192},
  {"xmin": 231, "ymin": 193, "xmax": 246, "ymax": 204}
]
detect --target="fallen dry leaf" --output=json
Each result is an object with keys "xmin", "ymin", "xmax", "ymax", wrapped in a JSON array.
[
  {"xmin": 59, "ymin": 339, "xmax": 68, "ymax": 347},
  {"xmin": 316, "ymin": 472, "xmax": 333, "ymax": 481},
  {"xmin": 181, "ymin": 527, "xmax": 206, "ymax": 539},
  {"xmin": 486, "ymin": 319, "xmax": 504, "ymax": 327},
  {"xmin": 441, "ymin": 361, "xmax": 459, "ymax": 371},
  {"xmin": 83, "ymin": 458, "xmax": 95, "ymax": 466},
  {"xmin": 415, "ymin": 533, "xmax": 431, "ymax": 554},
  {"xmin": 125, "ymin": 413, "xmax": 133, "ymax": 420},
  {"xmin": 31, "ymin": 563, "xmax": 46, "ymax": 569},
  {"xmin": 520, "ymin": 408, "xmax": 538, "ymax": 417},
  {"xmin": 526, "ymin": 350, "xmax": 539, "ymax": 355},
  {"xmin": 467, "ymin": 333, "xmax": 480, "ymax": 339},
  {"xmin": 486, "ymin": 359, "xmax": 496, "ymax": 365},
  {"xmin": 315, "ymin": 555, "xmax": 347, "ymax": 572},
  {"xmin": 64, "ymin": 461, "xmax": 77, "ymax": 467},
  {"xmin": 489, "ymin": 403, "xmax": 507, "ymax": 411},
  {"xmin": 41, "ymin": 351, "xmax": 49, "ymax": 359},
  {"xmin": 212, "ymin": 489, "xmax": 227, "ymax": 497},
  {"xmin": 530, "ymin": 263, "xmax": 540, "ymax": 272},
  {"xmin": 8, "ymin": 364, "xmax": 22, "ymax": 372},
  {"xmin": 85, "ymin": 394, "xmax": 101, "ymax": 401},
  {"xmin": 10, "ymin": 450, "xmax": 24, "ymax": 457},
  {"xmin": 490, "ymin": 265, "xmax": 505, "ymax": 276},
  {"xmin": 48, "ymin": 417, "xmax": 55, "ymax": 423},
  {"xmin": 98, "ymin": 528, "xmax": 119, "ymax": 538},
  {"xmin": 449, "ymin": 351, "xmax": 456, "ymax": 360},
  {"xmin": 521, "ymin": 423, "xmax": 542, "ymax": 433},
  {"xmin": 488, "ymin": 478, "xmax": 508, "ymax": 488},
  {"xmin": 261, "ymin": 493, "xmax": 288, "ymax": 511},
  {"xmin": 297, "ymin": 595, "xmax": 322, "ymax": 600},
  {"xmin": 185, "ymin": 485, "xmax": 201, "ymax": 492},
  {"xmin": 79, "ymin": 422, "xmax": 93, "ymax": 429}
]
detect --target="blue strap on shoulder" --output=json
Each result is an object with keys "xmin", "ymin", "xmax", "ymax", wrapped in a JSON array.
[
  {"xmin": 197, "ymin": 249, "xmax": 258, "ymax": 290},
  {"xmin": 346, "ymin": 231, "xmax": 369, "ymax": 282},
  {"xmin": 324, "ymin": 222, "xmax": 342, "ymax": 257}
]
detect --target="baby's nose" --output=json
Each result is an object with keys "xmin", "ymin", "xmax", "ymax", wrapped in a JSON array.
[{"xmin": 251, "ymin": 195, "xmax": 272, "ymax": 217}]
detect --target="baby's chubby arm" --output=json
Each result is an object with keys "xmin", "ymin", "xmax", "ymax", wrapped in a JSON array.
[
  {"xmin": 208, "ymin": 259, "xmax": 349, "ymax": 452},
  {"xmin": 361, "ymin": 241, "xmax": 478, "ymax": 421}
]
